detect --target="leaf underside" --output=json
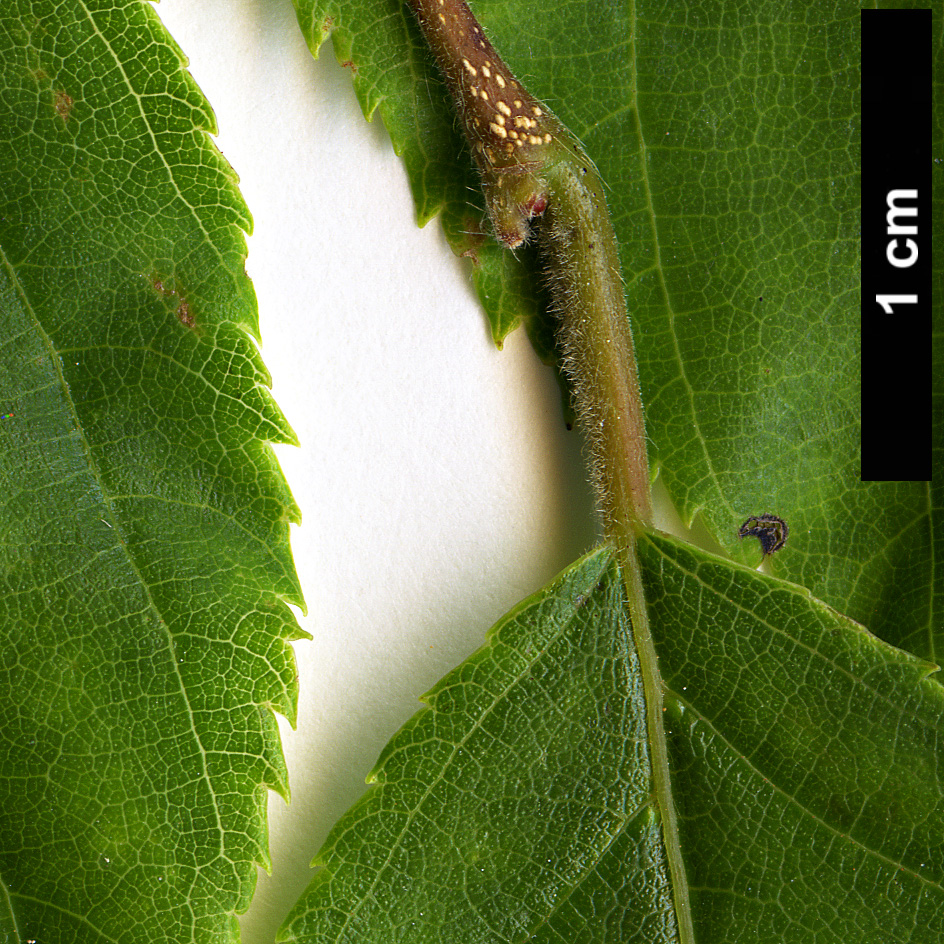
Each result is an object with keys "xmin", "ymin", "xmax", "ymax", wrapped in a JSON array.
[
  {"xmin": 281, "ymin": 538, "xmax": 944, "ymax": 943},
  {"xmin": 0, "ymin": 1, "xmax": 304, "ymax": 940},
  {"xmin": 293, "ymin": 0, "xmax": 944, "ymax": 664}
]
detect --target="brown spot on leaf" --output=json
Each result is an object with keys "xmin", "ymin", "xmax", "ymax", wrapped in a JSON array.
[
  {"xmin": 54, "ymin": 90, "xmax": 74, "ymax": 122},
  {"xmin": 460, "ymin": 247, "xmax": 482, "ymax": 267},
  {"xmin": 458, "ymin": 215, "xmax": 488, "ymax": 266},
  {"xmin": 176, "ymin": 300, "xmax": 196, "ymax": 330},
  {"xmin": 149, "ymin": 274, "xmax": 199, "ymax": 332},
  {"xmin": 341, "ymin": 60, "xmax": 358, "ymax": 75}
]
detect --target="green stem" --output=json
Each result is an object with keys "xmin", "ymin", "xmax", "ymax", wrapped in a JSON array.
[
  {"xmin": 405, "ymin": 1, "xmax": 693, "ymax": 940},
  {"xmin": 539, "ymin": 156, "xmax": 695, "ymax": 944},
  {"xmin": 538, "ymin": 158, "xmax": 651, "ymax": 530}
]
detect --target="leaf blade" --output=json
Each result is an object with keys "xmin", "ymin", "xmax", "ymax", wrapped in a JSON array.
[
  {"xmin": 0, "ymin": 1, "xmax": 304, "ymax": 939},
  {"xmin": 281, "ymin": 534, "xmax": 944, "ymax": 942},
  {"xmin": 639, "ymin": 529, "xmax": 944, "ymax": 942},
  {"xmin": 279, "ymin": 548, "xmax": 680, "ymax": 943}
]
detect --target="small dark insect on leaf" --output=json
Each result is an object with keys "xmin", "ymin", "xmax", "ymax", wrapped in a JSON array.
[{"xmin": 738, "ymin": 513, "xmax": 788, "ymax": 557}]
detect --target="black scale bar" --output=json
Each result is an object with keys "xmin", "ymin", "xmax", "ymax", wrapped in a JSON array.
[{"xmin": 861, "ymin": 9, "xmax": 932, "ymax": 481}]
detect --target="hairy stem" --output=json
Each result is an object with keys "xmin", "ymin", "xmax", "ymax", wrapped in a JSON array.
[
  {"xmin": 405, "ymin": 0, "xmax": 693, "ymax": 938},
  {"xmin": 405, "ymin": 0, "xmax": 651, "ymax": 525}
]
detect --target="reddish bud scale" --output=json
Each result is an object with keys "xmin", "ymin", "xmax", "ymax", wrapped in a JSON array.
[{"xmin": 406, "ymin": 0, "xmax": 575, "ymax": 247}]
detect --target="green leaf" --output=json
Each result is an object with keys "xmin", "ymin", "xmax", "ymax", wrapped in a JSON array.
[
  {"xmin": 639, "ymin": 531, "xmax": 944, "ymax": 942},
  {"xmin": 280, "ymin": 547, "xmax": 678, "ymax": 942},
  {"xmin": 0, "ymin": 1, "xmax": 304, "ymax": 940},
  {"xmin": 280, "ymin": 536, "xmax": 944, "ymax": 942},
  {"xmin": 292, "ymin": 0, "xmax": 942, "ymax": 661}
]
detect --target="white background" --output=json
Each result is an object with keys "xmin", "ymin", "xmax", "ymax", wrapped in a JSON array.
[{"xmin": 153, "ymin": 1, "xmax": 607, "ymax": 939}]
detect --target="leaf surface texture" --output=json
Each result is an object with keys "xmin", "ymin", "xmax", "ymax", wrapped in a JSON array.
[
  {"xmin": 292, "ymin": 0, "xmax": 943, "ymax": 661},
  {"xmin": 0, "ymin": 1, "xmax": 303, "ymax": 940},
  {"xmin": 281, "ymin": 538, "xmax": 944, "ymax": 942}
]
